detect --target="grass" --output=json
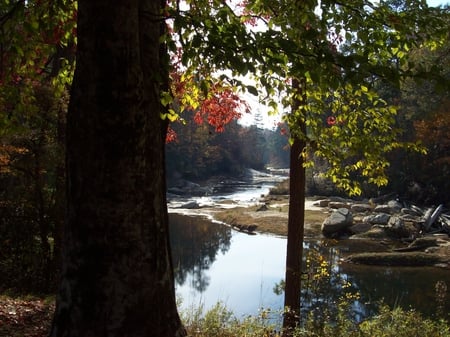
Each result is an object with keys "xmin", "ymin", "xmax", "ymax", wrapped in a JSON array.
[
  {"xmin": 180, "ymin": 301, "xmax": 450, "ymax": 337},
  {"xmin": 214, "ymin": 204, "xmax": 328, "ymax": 237},
  {"xmin": 1, "ymin": 293, "xmax": 448, "ymax": 337}
]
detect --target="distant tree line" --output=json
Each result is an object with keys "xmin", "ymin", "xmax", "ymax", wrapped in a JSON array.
[{"xmin": 165, "ymin": 110, "xmax": 290, "ymax": 184}]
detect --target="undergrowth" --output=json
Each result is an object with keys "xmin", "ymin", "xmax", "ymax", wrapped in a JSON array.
[{"xmin": 179, "ymin": 300, "xmax": 450, "ymax": 337}]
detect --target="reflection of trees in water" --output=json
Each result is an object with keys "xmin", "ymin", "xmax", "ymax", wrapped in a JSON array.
[
  {"xmin": 299, "ymin": 240, "xmax": 450, "ymax": 323},
  {"xmin": 299, "ymin": 240, "xmax": 362, "ymax": 324},
  {"xmin": 340, "ymin": 263, "xmax": 450, "ymax": 320},
  {"xmin": 169, "ymin": 214, "xmax": 232, "ymax": 292}
]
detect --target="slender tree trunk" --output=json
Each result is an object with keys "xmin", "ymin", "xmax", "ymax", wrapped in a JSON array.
[
  {"xmin": 51, "ymin": 101, "xmax": 66, "ymax": 290},
  {"xmin": 49, "ymin": 1, "xmax": 186, "ymax": 336},
  {"xmin": 282, "ymin": 79, "xmax": 306, "ymax": 336},
  {"xmin": 49, "ymin": 26, "xmax": 75, "ymax": 292},
  {"xmin": 32, "ymin": 137, "xmax": 52, "ymax": 290}
]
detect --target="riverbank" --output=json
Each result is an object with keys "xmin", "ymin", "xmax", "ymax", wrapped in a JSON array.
[
  {"xmin": 170, "ymin": 193, "xmax": 450, "ymax": 268},
  {"xmin": 213, "ymin": 195, "xmax": 327, "ymax": 237}
]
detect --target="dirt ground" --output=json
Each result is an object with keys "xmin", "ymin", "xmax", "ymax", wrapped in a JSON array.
[
  {"xmin": 0, "ymin": 296, "xmax": 54, "ymax": 337},
  {"xmin": 213, "ymin": 195, "xmax": 329, "ymax": 237}
]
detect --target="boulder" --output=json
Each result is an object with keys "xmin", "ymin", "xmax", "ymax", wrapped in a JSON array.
[
  {"xmin": 386, "ymin": 216, "xmax": 409, "ymax": 238},
  {"xmin": 409, "ymin": 236, "xmax": 439, "ymax": 249},
  {"xmin": 374, "ymin": 204, "xmax": 393, "ymax": 214},
  {"xmin": 349, "ymin": 222, "xmax": 373, "ymax": 234},
  {"xmin": 316, "ymin": 199, "xmax": 331, "ymax": 207},
  {"xmin": 387, "ymin": 200, "xmax": 403, "ymax": 213},
  {"xmin": 321, "ymin": 208, "xmax": 353, "ymax": 237},
  {"xmin": 233, "ymin": 223, "xmax": 258, "ymax": 234},
  {"xmin": 374, "ymin": 200, "xmax": 403, "ymax": 214},
  {"xmin": 351, "ymin": 203, "xmax": 373, "ymax": 213},
  {"xmin": 363, "ymin": 213, "xmax": 390, "ymax": 225},
  {"xmin": 329, "ymin": 201, "xmax": 351, "ymax": 209},
  {"xmin": 179, "ymin": 201, "xmax": 200, "ymax": 209},
  {"xmin": 401, "ymin": 207, "xmax": 422, "ymax": 216}
]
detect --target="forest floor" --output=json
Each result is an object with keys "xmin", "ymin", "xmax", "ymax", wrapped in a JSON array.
[{"xmin": 0, "ymin": 296, "xmax": 54, "ymax": 337}]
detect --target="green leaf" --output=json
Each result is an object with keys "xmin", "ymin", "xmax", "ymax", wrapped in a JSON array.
[
  {"xmin": 246, "ymin": 85, "xmax": 258, "ymax": 96},
  {"xmin": 160, "ymin": 91, "xmax": 173, "ymax": 107}
]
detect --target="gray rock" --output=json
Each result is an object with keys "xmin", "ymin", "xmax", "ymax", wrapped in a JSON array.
[
  {"xmin": 401, "ymin": 208, "xmax": 420, "ymax": 216},
  {"xmin": 329, "ymin": 201, "xmax": 351, "ymax": 209},
  {"xmin": 409, "ymin": 236, "xmax": 439, "ymax": 248},
  {"xmin": 374, "ymin": 200, "xmax": 403, "ymax": 214},
  {"xmin": 363, "ymin": 213, "xmax": 391, "ymax": 225},
  {"xmin": 374, "ymin": 204, "xmax": 393, "ymax": 214},
  {"xmin": 321, "ymin": 208, "xmax": 353, "ymax": 237},
  {"xmin": 386, "ymin": 216, "xmax": 409, "ymax": 238},
  {"xmin": 179, "ymin": 201, "xmax": 200, "ymax": 209},
  {"xmin": 387, "ymin": 200, "xmax": 403, "ymax": 212},
  {"xmin": 351, "ymin": 203, "xmax": 373, "ymax": 213},
  {"xmin": 387, "ymin": 216, "xmax": 404, "ymax": 229},
  {"xmin": 349, "ymin": 222, "xmax": 373, "ymax": 234},
  {"xmin": 316, "ymin": 199, "xmax": 331, "ymax": 207}
]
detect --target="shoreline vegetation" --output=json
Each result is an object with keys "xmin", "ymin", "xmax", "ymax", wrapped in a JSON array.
[{"xmin": 1, "ymin": 294, "xmax": 449, "ymax": 337}]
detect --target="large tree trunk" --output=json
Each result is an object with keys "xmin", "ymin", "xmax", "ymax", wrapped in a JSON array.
[
  {"xmin": 282, "ymin": 79, "xmax": 306, "ymax": 336},
  {"xmin": 49, "ymin": 1, "xmax": 186, "ymax": 336}
]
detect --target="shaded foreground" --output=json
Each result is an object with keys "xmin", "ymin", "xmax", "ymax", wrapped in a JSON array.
[
  {"xmin": 0, "ymin": 296, "xmax": 54, "ymax": 337},
  {"xmin": 1, "ymin": 296, "xmax": 449, "ymax": 337}
]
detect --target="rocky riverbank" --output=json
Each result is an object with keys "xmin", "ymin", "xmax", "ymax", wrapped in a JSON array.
[{"xmin": 170, "ymin": 193, "xmax": 450, "ymax": 269}]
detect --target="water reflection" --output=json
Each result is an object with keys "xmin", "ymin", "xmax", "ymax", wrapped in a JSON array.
[
  {"xmin": 169, "ymin": 214, "xmax": 232, "ymax": 292},
  {"xmin": 300, "ymin": 240, "xmax": 450, "ymax": 321},
  {"xmin": 341, "ymin": 263, "xmax": 450, "ymax": 319},
  {"xmin": 170, "ymin": 214, "xmax": 450, "ymax": 321},
  {"xmin": 300, "ymin": 241, "xmax": 361, "ymax": 322}
]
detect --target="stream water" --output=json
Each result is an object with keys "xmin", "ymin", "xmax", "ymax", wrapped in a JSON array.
[{"xmin": 168, "ymin": 169, "xmax": 450, "ymax": 322}]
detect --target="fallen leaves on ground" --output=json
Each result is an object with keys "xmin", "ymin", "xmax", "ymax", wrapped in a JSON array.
[{"xmin": 0, "ymin": 296, "xmax": 54, "ymax": 337}]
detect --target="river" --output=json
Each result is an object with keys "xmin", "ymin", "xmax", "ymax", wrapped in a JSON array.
[{"xmin": 168, "ymin": 169, "xmax": 450, "ymax": 322}]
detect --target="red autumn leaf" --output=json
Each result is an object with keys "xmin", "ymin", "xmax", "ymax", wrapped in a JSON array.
[{"xmin": 326, "ymin": 116, "xmax": 336, "ymax": 125}]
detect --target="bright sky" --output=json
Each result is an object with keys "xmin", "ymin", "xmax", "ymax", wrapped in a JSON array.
[
  {"xmin": 428, "ymin": 0, "xmax": 448, "ymax": 6},
  {"xmin": 238, "ymin": 0, "xmax": 448, "ymax": 129}
]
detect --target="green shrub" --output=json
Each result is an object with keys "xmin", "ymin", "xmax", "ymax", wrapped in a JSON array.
[
  {"xmin": 180, "ymin": 301, "xmax": 450, "ymax": 337},
  {"xmin": 359, "ymin": 305, "xmax": 450, "ymax": 337}
]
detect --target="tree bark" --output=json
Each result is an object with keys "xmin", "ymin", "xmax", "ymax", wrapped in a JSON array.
[
  {"xmin": 282, "ymin": 79, "xmax": 306, "ymax": 336},
  {"xmin": 49, "ymin": 1, "xmax": 186, "ymax": 336}
]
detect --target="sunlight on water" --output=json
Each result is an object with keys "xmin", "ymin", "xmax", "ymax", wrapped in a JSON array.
[{"xmin": 176, "ymin": 232, "xmax": 287, "ymax": 318}]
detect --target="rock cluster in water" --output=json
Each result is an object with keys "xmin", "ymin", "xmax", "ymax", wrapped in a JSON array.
[
  {"xmin": 318, "ymin": 197, "xmax": 450, "ymax": 267},
  {"xmin": 319, "ymin": 197, "xmax": 449, "ymax": 239},
  {"xmin": 316, "ymin": 198, "xmax": 450, "ymax": 240}
]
